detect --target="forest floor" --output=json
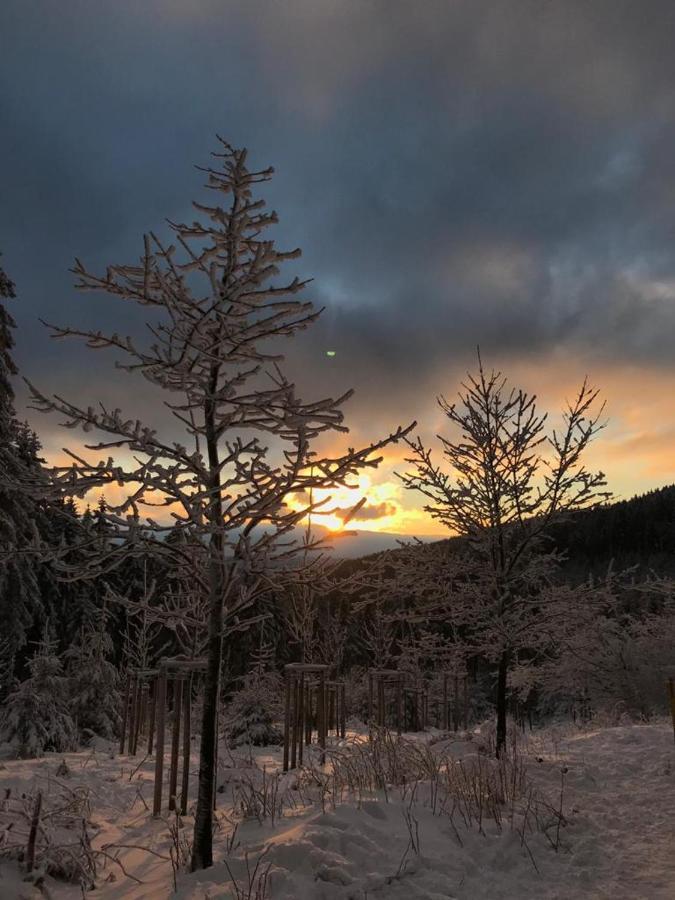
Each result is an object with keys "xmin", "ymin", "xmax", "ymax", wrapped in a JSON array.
[{"xmin": 0, "ymin": 720, "xmax": 673, "ymax": 899}]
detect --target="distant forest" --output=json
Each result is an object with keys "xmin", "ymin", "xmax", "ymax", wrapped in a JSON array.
[
  {"xmin": 413, "ymin": 484, "xmax": 675, "ymax": 580},
  {"xmin": 550, "ymin": 484, "xmax": 675, "ymax": 577}
]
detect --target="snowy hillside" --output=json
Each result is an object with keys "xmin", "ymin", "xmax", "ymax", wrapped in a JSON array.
[{"xmin": 1, "ymin": 722, "xmax": 673, "ymax": 899}]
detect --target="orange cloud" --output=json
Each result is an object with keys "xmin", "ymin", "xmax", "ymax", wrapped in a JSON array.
[{"xmin": 35, "ymin": 350, "xmax": 675, "ymax": 538}]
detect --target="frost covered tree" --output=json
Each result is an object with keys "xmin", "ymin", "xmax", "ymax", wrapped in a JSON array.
[
  {"xmin": 280, "ymin": 522, "xmax": 324, "ymax": 663},
  {"xmin": 282, "ymin": 516, "xmax": 373, "ymax": 669},
  {"xmin": 316, "ymin": 596, "xmax": 349, "ymax": 674},
  {"xmin": 66, "ymin": 608, "xmax": 120, "ymax": 741},
  {"xmin": 225, "ymin": 622, "xmax": 283, "ymax": 747},
  {"xmin": 399, "ymin": 356, "xmax": 609, "ymax": 755},
  {"xmin": 225, "ymin": 670, "xmax": 283, "ymax": 747},
  {"xmin": 541, "ymin": 579, "xmax": 675, "ymax": 720},
  {"xmin": 361, "ymin": 594, "xmax": 397, "ymax": 669},
  {"xmin": 283, "ymin": 581, "xmax": 320, "ymax": 663},
  {"xmin": 0, "ymin": 625, "xmax": 77, "ymax": 757},
  {"xmin": 27, "ymin": 140, "xmax": 412, "ymax": 869}
]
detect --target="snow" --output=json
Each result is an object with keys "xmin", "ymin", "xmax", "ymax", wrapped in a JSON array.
[
  {"xmin": 1, "ymin": 723, "xmax": 673, "ymax": 899},
  {"xmin": 526, "ymin": 725, "xmax": 675, "ymax": 898}
]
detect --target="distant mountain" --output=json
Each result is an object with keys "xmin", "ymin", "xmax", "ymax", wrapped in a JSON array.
[{"xmin": 308, "ymin": 525, "xmax": 438, "ymax": 559}]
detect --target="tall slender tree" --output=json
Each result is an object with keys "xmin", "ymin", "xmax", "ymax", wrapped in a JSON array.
[
  {"xmin": 0, "ymin": 254, "xmax": 18, "ymax": 412},
  {"xmin": 0, "ymin": 254, "xmax": 46, "ymax": 679},
  {"xmin": 27, "ymin": 140, "xmax": 412, "ymax": 868},
  {"xmin": 399, "ymin": 355, "xmax": 609, "ymax": 755}
]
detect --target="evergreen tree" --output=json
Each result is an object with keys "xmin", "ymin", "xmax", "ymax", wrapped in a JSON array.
[
  {"xmin": 28, "ymin": 140, "xmax": 412, "ymax": 868},
  {"xmin": 37, "ymin": 498, "xmax": 88, "ymax": 653},
  {"xmin": 66, "ymin": 608, "xmax": 120, "ymax": 741},
  {"xmin": 0, "ymin": 254, "xmax": 46, "ymax": 676},
  {"xmin": 0, "ymin": 625, "xmax": 77, "ymax": 757},
  {"xmin": 0, "ymin": 252, "xmax": 18, "ymax": 416},
  {"xmin": 226, "ymin": 622, "xmax": 282, "ymax": 747},
  {"xmin": 399, "ymin": 356, "xmax": 609, "ymax": 755},
  {"xmin": 225, "ymin": 671, "xmax": 283, "ymax": 747}
]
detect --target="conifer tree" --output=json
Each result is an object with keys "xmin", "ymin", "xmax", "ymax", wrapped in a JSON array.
[
  {"xmin": 0, "ymin": 254, "xmax": 46, "ymax": 675},
  {"xmin": 66, "ymin": 608, "xmax": 120, "ymax": 741},
  {"xmin": 39, "ymin": 498, "xmax": 100, "ymax": 653},
  {"xmin": 399, "ymin": 356, "xmax": 609, "ymax": 755},
  {"xmin": 0, "ymin": 624, "xmax": 77, "ymax": 757},
  {"xmin": 226, "ymin": 622, "xmax": 282, "ymax": 747},
  {"xmin": 27, "ymin": 140, "xmax": 412, "ymax": 868},
  {"xmin": 0, "ymin": 253, "xmax": 18, "ymax": 413}
]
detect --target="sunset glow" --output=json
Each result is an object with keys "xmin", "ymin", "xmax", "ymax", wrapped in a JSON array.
[{"xmin": 6, "ymin": 1, "xmax": 675, "ymax": 543}]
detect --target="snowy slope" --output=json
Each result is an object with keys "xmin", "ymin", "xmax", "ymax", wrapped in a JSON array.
[{"xmin": 1, "ymin": 723, "xmax": 673, "ymax": 899}]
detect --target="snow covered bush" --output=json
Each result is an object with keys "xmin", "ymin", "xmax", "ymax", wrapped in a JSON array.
[
  {"xmin": 0, "ymin": 630, "xmax": 77, "ymax": 757},
  {"xmin": 225, "ymin": 671, "xmax": 283, "ymax": 747},
  {"xmin": 541, "ymin": 600, "xmax": 675, "ymax": 720}
]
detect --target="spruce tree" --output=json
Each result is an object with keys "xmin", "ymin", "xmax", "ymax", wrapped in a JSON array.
[
  {"xmin": 0, "ymin": 624, "xmax": 77, "ymax": 757},
  {"xmin": 66, "ymin": 608, "xmax": 120, "ymax": 741},
  {"xmin": 0, "ymin": 254, "xmax": 45, "ymax": 677},
  {"xmin": 399, "ymin": 356, "xmax": 609, "ymax": 755},
  {"xmin": 28, "ymin": 140, "xmax": 413, "ymax": 868},
  {"xmin": 0, "ymin": 254, "xmax": 18, "ymax": 412}
]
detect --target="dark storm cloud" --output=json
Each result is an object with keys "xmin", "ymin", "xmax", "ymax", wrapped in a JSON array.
[{"xmin": 3, "ymin": 0, "xmax": 675, "ymax": 443}]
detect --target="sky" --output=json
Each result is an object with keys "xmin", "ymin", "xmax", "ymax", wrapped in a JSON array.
[{"xmin": 3, "ymin": 0, "xmax": 675, "ymax": 537}]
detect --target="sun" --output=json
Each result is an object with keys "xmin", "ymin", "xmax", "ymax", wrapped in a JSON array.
[
  {"xmin": 321, "ymin": 513, "xmax": 347, "ymax": 532},
  {"xmin": 287, "ymin": 473, "xmax": 373, "ymax": 532}
]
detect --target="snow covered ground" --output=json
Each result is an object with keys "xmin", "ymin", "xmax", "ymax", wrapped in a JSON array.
[{"xmin": 1, "ymin": 722, "xmax": 673, "ymax": 899}]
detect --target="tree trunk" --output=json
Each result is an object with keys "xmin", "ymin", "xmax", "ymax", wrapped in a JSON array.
[
  {"xmin": 496, "ymin": 649, "xmax": 509, "ymax": 758},
  {"xmin": 191, "ymin": 368, "xmax": 225, "ymax": 871},
  {"xmin": 191, "ymin": 542, "xmax": 224, "ymax": 869}
]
